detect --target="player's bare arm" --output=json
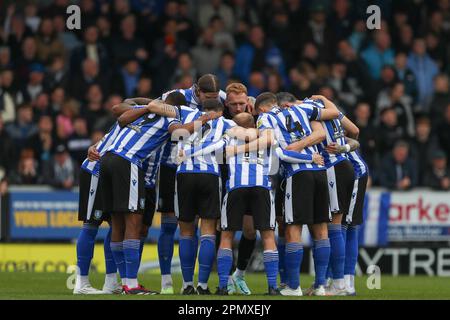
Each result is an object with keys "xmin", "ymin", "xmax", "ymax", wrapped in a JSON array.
[
  {"xmin": 167, "ymin": 111, "xmax": 221, "ymax": 134},
  {"xmin": 117, "ymin": 106, "xmax": 151, "ymax": 127},
  {"xmin": 227, "ymin": 127, "xmax": 259, "ymax": 141},
  {"xmin": 285, "ymin": 121, "xmax": 326, "ymax": 152},
  {"xmin": 340, "ymin": 116, "xmax": 360, "ymax": 139},
  {"xmin": 310, "ymin": 94, "xmax": 340, "ymax": 120},
  {"xmin": 226, "ymin": 129, "xmax": 274, "ymax": 157},
  {"xmin": 123, "ymin": 97, "xmax": 152, "ymax": 106},
  {"xmin": 326, "ymin": 136, "xmax": 360, "ymax": 154}
]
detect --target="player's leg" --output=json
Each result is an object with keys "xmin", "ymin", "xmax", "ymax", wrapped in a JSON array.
[
  {"xmin": 216, "ymin": 189, "xmax": 242, "ymax": 295},
  {"xmin": 110, "ymin": 213, "xmax": 127, "ymax": 288},
  {"xmin": 197, "ymin": 218, "xmax": 216, "ymax": 294},
  {"xmin": 231, "ymin": 215, "xmax": 255, "ymax": 295},
  {"xmin": 102, "ymin": 221, "xmax": 122, "ymax": 294},
  {"xmin": 280, "ymin": 174, "xmax": 307, "ymax": 296},
  {"xmin": 176, "ymin": 173, "xmax": 198, "ymax": 294},
  {"xmin": 74, "ymin": 170, "xmax": 103, "ymax": 294},
  {"xmin": 274, "ymin": 176, "xmax": 287, "ymax": 288},
  {"xmin": 196, "ymin": 174, "xmax": 222, "ymax": 294},
  {"xmin": 216, "ymin": 230, "xmax": 234, "ymax": 295},
  {"xmin": 343, "ymin": 174, "xmax": 368, "ymax": 295},
  {"xmin": 157, "ymin": 165, "xmax": 178, "ymax": 293},
  {"xmin": 254, "ymin": 188, "xmax": 279, "ymax": 295},
  {"xmin": 308, "ymin": 170, "xmax": 332, "ymax": 296},
  {"xmin": 328, "ymin": 161, "xmax": 355, "ymax": 294}
]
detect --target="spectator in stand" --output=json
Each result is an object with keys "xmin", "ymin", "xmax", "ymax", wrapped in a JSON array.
[
  {"xmin": 216, "ymin": 51, "xmax": 236, "ymax": 90},
  {"xmin": 151, "ymin": 19, "xmax": 189, "ymax": 93},
  {"xmin": 170, "ymin": 53, "xmax": 197, "ymax": 88},
  {"xmin": 247, "ymin": 71, "xmax": 266, "ymax": 97},
  {"xmin": 198, "ymin": 0, "xmax": 234, "ymax": 32},
  {"xmin": 112, "ymin": 14, "xmax": 148, "ymax": 66},
  {"xmin": 53, "ymin": 14, "xmax": 80, "ymax": 52},
  {"xmin": 376, "ymin": 82, "xmax": 415, "ymax": 137},
  {"xmin": 361, "ymin": 30, "xmax": 395, "ymax": 79},
  {"xmin": 70, "ymin": 25, "xmax": 110, "ymax": 75},
  {"xmin": 82, "ymin": 84, "xmax": 106, "ymax": 132},
  {"xmin": 18, "ymin": 63, "xmax": 46, "ymax": 103},
  {"xmin": 115, "ymin": 58, "xmax": 142, "ymax": 98},
  {"xmin": 35, "ymin": 17, "xmax": 65, "ymax": 65},
  {"xmin": 267, "ymin": 71, "xmax": 284, "ymax": 94},
  {"xmin": 70, "ymin": 58, "xmax": 109, "ymax": 101},
  {"xmin": 436, "ymin": 103, "xmax": 450, "ymax": 160},
  {"xmin": 394, "ymin": 51, "xmax": 418, "ymax": 104},
  {"xmin": 5, "ymin": 103, "xmax": 38, "ymax": 149},
  {"xmin": 9, "ymin": 148, "xmax": 41, "ymax": 185},
  {"xmin": 0, "ymin": 115, "xmax": 15, "ymax": 175},
  {"xmin": 44, "ymin": 55, "xmax": 69, "ymax": 91},
  {"xmin": 430, "ymin": 74, "xmax": 450, "ymax": 125},
  {"xmin": 26, "ymin": 115, "xmax": 54, "ymax": 166},
  {"xmin": 49, "ymin": 87, "xmax": 65, "ymax": 114},
  {"xmin": 393, "ymin": 24, "xmax": 414, "ymax": 53},
  {"xmin": 42, "ymin": 144, "xmax": 78, "ymax": 190},
  {"xmin": 191, "ymin": 27, "xmax": 222, "ymax": 76},
  {"xmin": 288, "ymin": 64, "xmax": 318, "ymax": 99},
  {"xmin": 352, "ymin": 102, "xmax": 377, "ymax": 173},
  {"xmin": 210, "ymin": 15, "xmax": 236, "ymax": 52},
  {"xmin": 234, "ymin": 25, "xmax": 286, "ymax": 85},
  {"xmin": 56, "ymin": 99, "xmax": 78, "ymax": 142},
  {"xmin": 327, "ymin": 59, "xmax": 362, "ymax": 112},
  {"xmin": 380, "ymin": 140, "xmax": 417, "ymax": 190},
  {"xmin": 376, "ymin": 107, "xmax": 407, "ymax": 157},
  {"xmin": 14, "ymin": 37, "xmax": 39, "ymax": 85},
  {"xmin": 4, "ymin": 7, "xmax": 34, "ymax": 58},
  {"xmin": 337, "ymin": 39, "xmax": 371, "ymax": 93},
  {"xmin": 410, "ymin": 116, "xmax": 439, "ymax": 186},
  {"xmin": 67, "ymin": 117, "xmax": 91, "ymax": 166},
  {"xmin": 424, "ymin": 150, "xmax": 450, "ymax": 191},
  {"xmin": 0, "ymin": 70, "xmax": 16, "ymax": 124},
  {"xmin": 134, "ymin": 75, "xmax": 154, "ymax": 99},
  {"xmin": 32, "ymin": 92, "xmax": 52, "ymax": 120},
  {"xmin": 407, "ymin": 38, "xmax": 439, "ymax": 112}
]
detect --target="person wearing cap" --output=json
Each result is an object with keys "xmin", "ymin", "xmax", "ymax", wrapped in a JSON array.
[
  {"xmin": 42, "ymin": 143, "xmax": 78, "ymax": 190},
  {"xmin": 424, "ymin": 150, "xmax": 450, "ymax": 191}
]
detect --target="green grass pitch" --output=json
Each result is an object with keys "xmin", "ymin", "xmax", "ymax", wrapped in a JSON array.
[{"xmin": 1, "ymin": 272, "xmax": 449, "ymax": 300}]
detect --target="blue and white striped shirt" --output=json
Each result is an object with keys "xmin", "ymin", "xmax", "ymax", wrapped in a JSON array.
[
  {"xmin": 224, "ymin": 135, "xmax": 274, "ymax": 192},
  {"xmin": 177, "ymin": 117, "xmax": 235, "ymax": 176},
  {"xmin": 347, "ymin": 150, "xmax": 369, "ymax": 179},
  {"xmin": 159, "ymin": 106, "xmax": 203, "ymax": 168},
  {"xmin": 142, "ymin": 148, "xmax": 162, "ymax": 189},
  {"xmin": 258, "ymin": 106, "xmax": 325, "ymax": 178},
  {"xmin": 107, "ymin": 113, "xmax": 180, "ymax": 168},
  {"xmin": 161, "ymin": 86, "xmax": 226, "ymax": 111},
  {"xmin": 81, "ymin": 122, "xmax": 121, "ymax": 176},
  {"xmin": 301, "ymin": 99, "xmax": 348, "ymax": 168}
]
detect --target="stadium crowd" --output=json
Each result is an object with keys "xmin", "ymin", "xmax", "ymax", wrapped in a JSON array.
[{"xmin": 0, "ymin": 0, "xmax": 449, "ymax": 193}]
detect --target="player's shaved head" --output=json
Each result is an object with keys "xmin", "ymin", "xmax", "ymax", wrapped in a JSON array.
[
  {"xmin": 255, "ymin": 92, "xmax": 277, "ymax": 112},
  {"xmin": 197, "ymin": 74, "xmax": 220, "ymax": 93},
  {"xmin": 276, "ymin": 92, "xmax": 297, "ymax": 106},
  {"xmin": 165, "ymin": 91, "xmax": 187, "ymax": 106},
  {"xmin": 233, "ymin": 112, "xmax": 255, "ymax": 128},
  {"xmin": 202, "ymin": 99, "xmax": 224, "ymax": 112}
]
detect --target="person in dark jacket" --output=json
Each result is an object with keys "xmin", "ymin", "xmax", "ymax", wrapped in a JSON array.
[
  {"xmin": 424, "ymin": 150, "xmax": 450, "ymax": 191},
  {"xmin": 379, "ymin": 140, "xmax": 417, "ymax": 190}
]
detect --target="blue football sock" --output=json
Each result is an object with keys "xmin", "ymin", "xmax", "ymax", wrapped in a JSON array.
[
  {"xmin": 313, "ymin": 239, "xmax": 331, "ymax": 288},
  {"xmin": 198, "ymin": 235, "xmax": 216, "ymax": 286},
  {"xmin": 103, "ymin": 227, "xmax": 117, "ymax": 274},
  {"xmin": 110, "ymin": 241, "xmax": 126, "ymax": 280},
  {"xmin": 328, "ymin": 224, "xmax": 345, "ymax": 280},
  {"xmin": 193, "ymin": 226, "xmax": 199, "ymax": 268},
  {"xmin": 123, "ymin": 239, "xmax": 141, "ymax": 283},
  {"xmin": 217, "ymin": 248, "xmax": 233, "ymax": 289},
  {"xmin": 179, "ymin": 235, "xmax": 196, "ymax": 284},
  {"xmin": 285, "ymin": 242, "xmax": 303, "ymax": 290},
  {"xmin": 344, "ymin": 225, "xmax": 359, "ymax": 275},
  {"xmin": 76, "ymin": 223, "xmax": 99, "ymax": 276},
  {"xmin": 326, "ymin": 264, "xmax": 333, "ymax": 280},
  {"xmin": 263, "ymin": 250, "xmax": 279, "ymax": 289},
  {"xmin": 138, "ymin": 236, "xmax": 146, "ymax": 265},
  {"xmin": 158, "ymin": 216, "xmax": 177, "ymax": 276},
  {"xmin": 277, "ymin": 237, "xmax": 287, "ymax": 284}
]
